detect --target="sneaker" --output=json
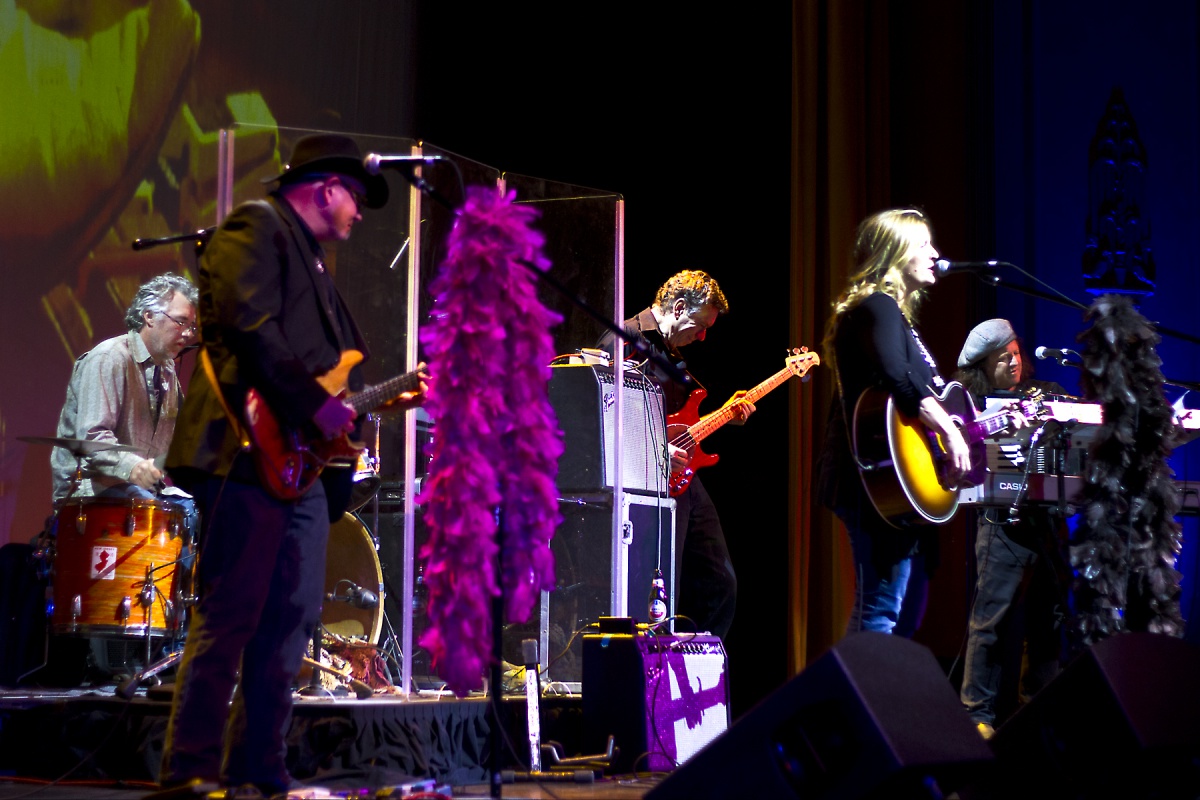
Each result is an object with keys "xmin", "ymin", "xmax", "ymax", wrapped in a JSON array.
[{"xmin": 975, "ymin": 721, "xmax": 995, "ymax": 740}]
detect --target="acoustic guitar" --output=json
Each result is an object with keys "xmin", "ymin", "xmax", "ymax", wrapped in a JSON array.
[
  {"xmin": 852, "ymin": 382, "xmax": 1045, "ymax": 526},
  {"xmin": 668, "ymin": 347, "xmax": 819, "ymax": 496},
  {"xmin": 244, "ymin": 350, "xmax": 423, "ymax": 501}
]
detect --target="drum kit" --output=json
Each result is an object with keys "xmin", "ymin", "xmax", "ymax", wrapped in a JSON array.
[{"xmin": 19, "ymin": 431, "xmax": 393, "ymax": 695}]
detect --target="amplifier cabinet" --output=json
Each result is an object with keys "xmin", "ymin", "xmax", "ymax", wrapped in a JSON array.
[
  {"xmin": 583, "ymin": 632, "xmax": 730, "ymax": 773},
  {"xmin": 504, "ymin": 492, "xmax": 676, "ymax": 685},
  {"xmin": 550, "ymin": 364, "xmax": 668, "ymax": 495}
]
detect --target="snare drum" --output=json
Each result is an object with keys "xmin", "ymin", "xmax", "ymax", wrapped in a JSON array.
[
  {"xmin": 323, "ymin": 513, "xmax": 384, "ymax": 643},
  {"xmin": 50, "ymin": 497, "xmax": 186, "ymax": 637}
]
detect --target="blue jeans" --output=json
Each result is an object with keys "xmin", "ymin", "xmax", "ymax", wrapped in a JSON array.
[{"xmin": 837, "ymin": 501, "xmax": 920, "ymax": 635}]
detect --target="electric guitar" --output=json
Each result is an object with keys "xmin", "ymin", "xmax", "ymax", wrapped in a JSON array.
[
  {"xmin": 851, "ymin": 382, "xmax": 1046, "ymax": 527},
  {"xmin": 244, "ymin": 350, "xmax": 423, "ymax": 501},
  {"xmin": 668, "ymin": 347, "xmax": 820, "ymax": 496}
]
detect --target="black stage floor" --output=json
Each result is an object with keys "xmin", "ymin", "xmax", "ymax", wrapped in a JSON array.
[
  {"xmin": 4, "ymin": 682, "xmax": 1197, "ymax": 800},
  {"xmin": 3, "ymin": 661, "xmax": 1199, "ymax": 800},
  {"xmin": 0, "ymin": 681, "xmax": 661, "ymax": 800}
]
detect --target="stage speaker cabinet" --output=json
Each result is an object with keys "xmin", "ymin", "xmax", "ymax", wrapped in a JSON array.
[
  {"xmin": 549, "ymin": 364, "xmax": 668, "ymax": 495},
  {"xmin": 645, "ymin": 632, "xmax": 993, "ymax": 800},
  {"xmin": 583, "ymin": 631, "xmax": 730, "ymax": 774},
  {"xmin": 502, "ymin": 492, "xmax": 676, "ymax": 686},
  {"xmin": 990, "ymin": 632, "xmax": 1200, "ymax": 797}
]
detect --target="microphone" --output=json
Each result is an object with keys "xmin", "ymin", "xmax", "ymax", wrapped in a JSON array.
[
  {"xmin": 326, "ymin": 583, "xmax": 380, "ymax": 609},
  {"xmin": 935, "ymin": 260, "xmax": 1004, "ymax": 275},
  {"xmin": 132, "ymin": 227, "xmax": 216, "ymax": 251},
  {"xmin": 362, "ymin": 153, "xmax": 444, "ymax": 175},
  {"xmin": 1034, "ymin": 346, "xmax": 1080, "ymax": 364}
]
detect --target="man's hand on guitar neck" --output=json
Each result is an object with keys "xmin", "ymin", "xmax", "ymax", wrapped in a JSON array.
[
  {"xmin": 721, "ymin": 390, "xmax": 756, "ymax": 426},
  {"xmin": 376, "ymin": 362, "xmax": 430, "ymax": 414}
]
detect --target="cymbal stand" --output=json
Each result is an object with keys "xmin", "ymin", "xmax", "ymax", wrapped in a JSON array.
[{"xmin": 364, "ymin": 414, "xmax": 405, "ymax": 684}]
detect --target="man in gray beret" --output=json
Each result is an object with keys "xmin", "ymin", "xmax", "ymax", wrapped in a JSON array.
[
  {"xmin": 957, "ymin": 318, "xmax": 1017, "ymax": 370},
  {"xmin": 952, "ymin": 318, "xmax": 1069, "ymax": 740}
]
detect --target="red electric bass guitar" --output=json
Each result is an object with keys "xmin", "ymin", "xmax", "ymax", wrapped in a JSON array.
[{"xmin": 667, "ymin": 347, "xmax": 820, "ymax": 496}]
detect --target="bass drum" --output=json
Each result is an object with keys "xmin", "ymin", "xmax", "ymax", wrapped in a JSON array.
[{"xmin": 323, "ymin": 513, "xmax": 384, "ymax": 644}]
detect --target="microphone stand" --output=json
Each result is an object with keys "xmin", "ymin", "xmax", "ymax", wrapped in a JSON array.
[
  {"xmin": 979, "ymin": 268, "xmax": 1200, "ymax": 392},
  {"xmin": 131, "ymin": 228, "xmax": 216, "ymax": 252}
]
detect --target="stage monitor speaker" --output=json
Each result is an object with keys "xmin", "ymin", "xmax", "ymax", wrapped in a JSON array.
[
  {"xmin": 645, "ymin": 632, "xmax": 993, "ymax": 800},
  {"xmin": 549, "ymin": 364, "xmax": 667, "ymax": 494},
  {"xmin": 583, "ymin": 631, "xmax": 729, "ymax": 774},
  {"xmin": 989, "ymin": 632, "xmax": 1200, "ymax": 798}
]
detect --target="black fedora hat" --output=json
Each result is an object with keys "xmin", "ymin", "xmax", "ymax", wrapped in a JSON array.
[{"xmin": 263, "ymin": 133, "xmax": 388, "ymax": 208}]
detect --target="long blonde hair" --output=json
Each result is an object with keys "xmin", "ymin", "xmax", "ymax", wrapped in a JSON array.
[{"xmin": 823, "ymin": 208, "xmax": 933, "ymax": 379}]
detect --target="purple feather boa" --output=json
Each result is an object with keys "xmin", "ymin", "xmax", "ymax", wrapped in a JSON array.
[{"xmin": 416, "ymin": 186, "xmax": 564, "ymax": 695}]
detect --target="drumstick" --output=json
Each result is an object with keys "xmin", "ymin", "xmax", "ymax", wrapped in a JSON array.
[{"xmin": 301, "ymin": 656, "xmax": 373, "ymax": 699}]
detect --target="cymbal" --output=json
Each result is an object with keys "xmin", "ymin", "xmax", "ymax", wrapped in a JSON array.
[{"xmin": 18, "ymin": 436, "xmax": 142, "ymax": 456}]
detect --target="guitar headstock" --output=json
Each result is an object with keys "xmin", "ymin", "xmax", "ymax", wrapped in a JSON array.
[
  {"xmin": 1018, "ymin": 388, "xmax": 1050, "ymax": 422},
  {"xmin": 786, "ymin": 346, "xmax": 820, "ymax": 379},
  {"xmin": 997, "ymin": 388, "xmax": 1050, "ymax": 431}
]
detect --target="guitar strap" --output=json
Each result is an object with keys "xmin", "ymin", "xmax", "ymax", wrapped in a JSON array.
[
  {"xmin": 831, "ymin": 306, "xmax": 944, "ymax": 467},
  {"xmin": 907, "ymin": 325, "xmax": 946, "ymax": 391},
  {"xmin": 199, "ymin": 346, "xmax": 251, "ymax": 451}
]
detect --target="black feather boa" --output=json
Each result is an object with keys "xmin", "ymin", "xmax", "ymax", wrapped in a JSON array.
[{"xmin": 1068, "ymin": 294, "xmax": 1185, "ymax": 649}]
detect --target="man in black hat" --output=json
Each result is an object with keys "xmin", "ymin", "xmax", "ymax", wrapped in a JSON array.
[{"xmin": 158, "ymin": 133, "xmax": 421, "ymax": 797}]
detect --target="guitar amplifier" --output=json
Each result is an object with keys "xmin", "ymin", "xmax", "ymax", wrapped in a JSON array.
[
  {"xmin": 583, "ymin": 630, "xmax": 730, "ymax": 773},
  {"xmin": 503, "ymin": 492, "xmax": 676, "ymax": 685},
  {"xmin": 549, "ymin": 364, "xmax": 668, "ymax": 495}
]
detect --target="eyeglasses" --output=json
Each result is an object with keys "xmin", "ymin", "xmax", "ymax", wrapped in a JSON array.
[
  {"xmin": 160, "ymin": 311, "xmax": 197, "ymax": 336},
  {"xmin": 331, "ymin": 177, "xmax": 367, "ymax": 209}
]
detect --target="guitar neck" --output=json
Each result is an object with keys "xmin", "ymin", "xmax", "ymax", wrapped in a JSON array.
[
  {"xmin": 689, "ymin": 365, "xmax": 795, "ymax": 443},
  {"xmin": 964, "ymin": 412, "xmax": 1014, "ymax": 442},
  {"xmin": 347, "ymin": 371, "xmax": 421, "ymax": 416}
]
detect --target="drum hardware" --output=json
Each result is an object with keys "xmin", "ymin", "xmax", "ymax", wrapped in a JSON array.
[
  {"xmin": 69, "ymin": 595, "xmax": 82, "ymax": 632},
  {"xmin": 140, "ymin": 565, "xmax": 158, "ymax": 611},
  {"xmin": 347, "ymin": 414, "xmax": 383, "ymax": 514},
  {"xmin": 301, "ymin": 655, "xmax": 373, "ymax": 699},
  {"xmin": 18, "ymin": 435, "xmax": 142, "ymax": 499},
  {"xmin": 115, "ymin": 556, "xmax": 197, "ymax": 696},
  {"xmin": 116, "ymin": 648, "xmax": 184, "ymax": 699},
  {"xmin": 301, "ymin": 586, "xmax": 382, "ymax": 698},
  {"xmin": 119, "ymin": 596, "xmax": 132, "ymax": 626}
]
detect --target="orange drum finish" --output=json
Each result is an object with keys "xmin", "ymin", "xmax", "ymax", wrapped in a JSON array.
[{"xmin": 50, "ymin": 497, "xmax": 186, "ymax": 637}]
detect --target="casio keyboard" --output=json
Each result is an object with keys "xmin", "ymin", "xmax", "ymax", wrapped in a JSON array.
[
  {"xmin": 957, "ymin": 396, "xmax": 1200, "ymax": 516},
  {"xmin": 959, "ymin": 473, "xmax": 1200, "ymax": 515}
]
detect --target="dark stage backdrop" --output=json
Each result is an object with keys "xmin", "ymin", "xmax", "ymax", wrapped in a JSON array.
[{"xmin": 793, "ymin": 0, "xmax": 1200, "ymax": 693}]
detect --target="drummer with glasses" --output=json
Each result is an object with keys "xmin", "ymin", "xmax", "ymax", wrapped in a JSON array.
[{"xmin": 51, "ymin": 272, "xmax": 198, "ymax": 512}]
